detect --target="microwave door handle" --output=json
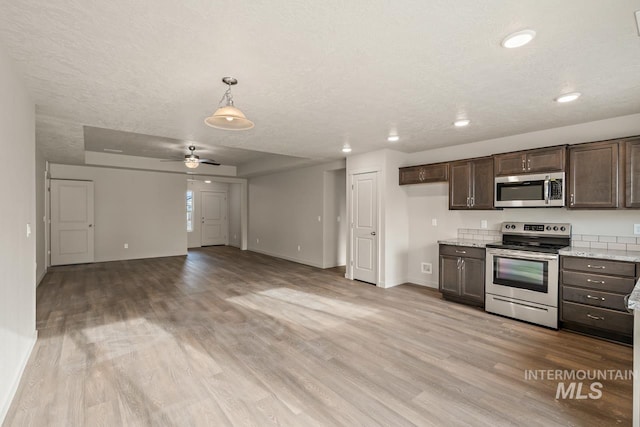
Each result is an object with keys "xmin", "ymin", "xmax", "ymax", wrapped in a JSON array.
[{"xmin": 544, "ymin": 179, "xmax": 550, "ymax": 205}]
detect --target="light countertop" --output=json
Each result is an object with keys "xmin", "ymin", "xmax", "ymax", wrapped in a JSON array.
[
  {"xmin": 438, "ymin": 239, "xmax": 498, "ymax": 248},
  {"xmin": 559, "ymin": 247, "xmax": 640, "ymax": 263}
]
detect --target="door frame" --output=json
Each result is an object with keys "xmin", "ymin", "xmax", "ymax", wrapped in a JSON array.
[
  {"xmin": 200, "ymin": 189, "xmax": 229, "ymax": 246},
  {"xmin": 347, "ymin": 167, "xmax": 383, "ymax": 287}
]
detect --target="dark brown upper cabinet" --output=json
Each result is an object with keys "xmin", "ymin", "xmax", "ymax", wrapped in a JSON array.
[
  {"xmin": 625, "ymin": 137, "xmax": 640, "ymax": 208},
  {"xmin": 494, "ymin": 146, "xmax": 566, "ymax": 176},
  {"xmin": 568, "ymin": 141, "xmax": 619, "ymax": 209},
  {"xmin": 399, "ymin": 162, "xmax": 448, "ymax": 185},
  {"xmin": 449, "ymin": 157, "xmax": 493, "ymax": 210}
]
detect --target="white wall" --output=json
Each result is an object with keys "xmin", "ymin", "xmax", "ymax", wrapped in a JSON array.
[
  {"xmin": 405, "ymin": 113, "xmax": 640, "ymax": 288},
  {"xmin": 322, "ymin": 169, "xmax": 347, "ymax": 268},
  {"xmin": 248, "ymin": 160, "xmax": 345, "ymax": 268},
  {"xmin": 229, "ymin": 183, "xmax": 242, "ymax": 248},
  {"xmin": 49, "ymin": 164, "xmax": 187, "ymax": 262},
  {"xmin": 0, "ymin": 44, "xmax": 37, "ymax": 424}
]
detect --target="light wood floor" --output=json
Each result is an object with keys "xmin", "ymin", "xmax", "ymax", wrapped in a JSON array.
[{"xmin": 5, "ymin": 247, "xmax": 633, "ymax": 426}]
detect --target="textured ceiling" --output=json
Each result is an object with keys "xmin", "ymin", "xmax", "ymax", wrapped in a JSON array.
[{"xmin": 1, "ymin": 0, "xmax": 640, "ymax": 164}]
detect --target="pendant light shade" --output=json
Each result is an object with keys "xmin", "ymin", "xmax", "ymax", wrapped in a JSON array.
[{"xmin": 205, "ymin": 77, "xmax": 254, "ymax": 130}]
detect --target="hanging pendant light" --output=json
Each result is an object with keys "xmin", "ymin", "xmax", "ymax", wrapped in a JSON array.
[{"xmin": 204, "ymin": 77, "xmax": 254, "ymax": 130}]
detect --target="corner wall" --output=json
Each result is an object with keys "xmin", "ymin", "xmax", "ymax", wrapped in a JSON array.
[
  {"xmin": 248, "ymin": 161, "xmax": 345, "ymax": 268},
  {"xmin": 0, "ymin": 44, "xmax": 37, "ymax": 424}
]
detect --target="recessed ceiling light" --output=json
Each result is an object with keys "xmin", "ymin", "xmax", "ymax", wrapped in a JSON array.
[
  {"xmin": 204, "ymin": 180, "xmax": 212, "ymax": 183},
  {"xmin": 342, "ymin": 144, "xmax": 352, "ymax": 153},
  {"xmin": 555, "ymin": 92, "xmax": 581, "ymax": 103},
  {"xmin": 501, "ymin": 29, "xmax": 536, "ymax": 48},
  {"xmin": 387, "ymin": 135, "xmax": 400, "ymax": 142},
  {"xmin": 453, "ymin": 119, "xmax": 471, "ymax": 127},
  {"xmin": 103, "ymin": 148, "xmax": 123, "ymax": 153}
]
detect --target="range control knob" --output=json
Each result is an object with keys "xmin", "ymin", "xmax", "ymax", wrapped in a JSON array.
[
  {"xmin": 553, "ymin": 226, "xmax": 559, "ymax": 231},
  {"xmin": 546, "ymin": 226, "xmax": 551, "ymax": 230},
  {"xmin": 560, "ymin": 226, "xmax": 566, "ymax": 231}
]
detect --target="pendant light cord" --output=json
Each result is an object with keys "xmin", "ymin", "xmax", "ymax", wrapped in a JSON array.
[{"xmin": 218, "ymin": 85, "xmax": 234, "ymax": 107}]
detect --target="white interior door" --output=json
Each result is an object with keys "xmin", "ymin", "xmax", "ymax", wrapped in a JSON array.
[
  {"xmin": 50, "ymin": 179, "xmax": 95, "ymax": 265},
  {"xmin": 201, "ymin": 191, "xmax": 228, "ymax": 246},
  {"xmin": 352, "ymin": 172, "xmax": 378, "ymax": 284}
]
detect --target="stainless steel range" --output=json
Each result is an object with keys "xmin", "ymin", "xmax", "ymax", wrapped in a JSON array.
[{"xmin": 485, "ymin": 222, "xmax": 571, "ymax": 329}]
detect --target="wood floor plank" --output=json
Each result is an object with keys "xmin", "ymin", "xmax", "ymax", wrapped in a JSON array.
[{"xmin": 3, "ymin": 246, "xmax": 633, "ymax": 426}]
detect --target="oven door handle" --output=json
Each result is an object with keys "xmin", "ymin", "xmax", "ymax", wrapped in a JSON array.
[{"xmin": 487, "ymin": 249, "xmax": 558, "ymax": 261}]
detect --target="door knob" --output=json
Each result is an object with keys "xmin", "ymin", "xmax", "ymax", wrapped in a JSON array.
[{"xmin": 371, "ymin": 231, "xmax": 376, "ymax": 236}]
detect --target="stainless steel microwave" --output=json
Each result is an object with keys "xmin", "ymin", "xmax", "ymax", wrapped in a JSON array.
[{"xmin": 494, "ymin": 172, "xmax": 565, "ymax": 208}]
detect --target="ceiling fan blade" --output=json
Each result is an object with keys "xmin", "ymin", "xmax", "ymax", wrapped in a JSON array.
[
  {"xmin": 199, "ymin": 160, "xmax": 220, "ymax": 166},
  {"xmin": 159, "ymin": 159, "xmax": 185, "ymax": 162}
]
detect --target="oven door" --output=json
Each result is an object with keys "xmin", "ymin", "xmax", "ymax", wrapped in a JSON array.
[{"xmin": 485, "ymin": 248, "xmax": 559, "ymax": 307}]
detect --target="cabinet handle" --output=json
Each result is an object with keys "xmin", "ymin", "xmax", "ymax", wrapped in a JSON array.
[
  {"xmin": 586, "ymin": 278, "xmax": 605, "ymax": 284},
  {"xmin": 455, "ymin": 250, "xmax": 467, "ymax": 254},
  {"xmin": 470, "ymin": 196, "xmax": 474, "ymax": 207},
  {"xmin": 522, "ymin": 158, "xmax": 526, "ymax": 171},
  {"xmin": 466, "ymin": 197, "xmax": 470, "ymax": 207},
  {"xmin": 570, "ymin": 193, "xmax": 574, "ymax": 206},
  {"xmin": 460, "ymin": 259, "xmax": 465, "ymax": 270},
  {"xmin": 586, "ymin": 314, "xmax": 604, "ymax": 321},
  {"xmin": 586, "ymin": 265, "xmax": 606, "ymax": 270},
  {"xmin": 527, "ymin": 158, "xmax": 531, "ymax": 171},
  {"xmin": 586, "ymin": 295, "xmax": 605, "ymax": 301}
]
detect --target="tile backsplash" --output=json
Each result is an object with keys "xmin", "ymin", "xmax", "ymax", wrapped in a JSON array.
[
  {"xmin": 458, "ymin": 228, "xmax": 502, "ymax": 242},
  {"xmin": 571, "ymin": 234, "xmax": 640, "ymax": 252}
]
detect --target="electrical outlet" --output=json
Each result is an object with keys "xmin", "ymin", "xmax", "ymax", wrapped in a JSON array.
[
  {"xmin": 481, "ymin": 220, "xmax": 488, "ymax": 229},
  {"xmin": 317, "ymin": 216, "xmax": 321, "ymax": 222},
  {"xmin": 256, "ymin": 238, "xmax": 260, "ymax": 244},
  {"xmin": 297, "ymin": 245, "xmax": 301, "ymax": 252},
  {"xmin": 124, "ymin": 243, "xmax": 128, "ymax": 249},
  {"xmin": 634, "ymin": 224, "xmax": 640, "ymax": 235},
  {"xmin": 421, "ymin": 262, "xmax": 432, "ymax": 274},
  {"xmin": 431, "ymin": 218, "xmax": 437, "ymax": 226}
]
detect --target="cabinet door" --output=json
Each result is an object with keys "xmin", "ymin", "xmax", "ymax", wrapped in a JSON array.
[
  {"xmin": 470, "ymin": 157, "xmax": 494, "ymax": 209},
  {"xmin": 460, "ymin": 257, "xmax": 485, "ymax": 303},
  {"xmin": 494, "ymin": 152, "xmax": 526, "ymax": 176},
  {"xmin": 439, "ymin": 255, "xmax": 461, "ymax": 295},
  {"xmin": 449, "ymin": 161, "xmax": 471, "ymax": 209},
  {"xmin": 399, "ymin": 166, "xmax": 420, "ymax": 185},
  {"xmin": 420, "ymin": 163, "xmax": 449, "ymax": 183},
  {"xmin": 569, "ymin": 141, "xmax": 619, "ymax": 208},
  {"xmin": 625, "ymin": 138, "xmax": 640, "ymax": 208},
  {"xmin": 526, "ymin": 146, "xmax": 566, "ymax": 173}
]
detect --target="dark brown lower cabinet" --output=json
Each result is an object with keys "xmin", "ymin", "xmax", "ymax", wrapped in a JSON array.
[
  {"xmin": 439, "ymin": 244, "xmax": 485, "ymax": 307},
  {"xmin": 560, "ymin": 256, "xmax": 638, "ymax": 344}
]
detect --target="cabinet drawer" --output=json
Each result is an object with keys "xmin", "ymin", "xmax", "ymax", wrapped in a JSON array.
[
  {"xmin": 560, "ymin": 270, "xmax": 636, "ymax": 294},
  {"xmin": 439, "ymin": 245, "xmax": 485, "ymax": 259},
  {"xmin": 561, "ymin": 256, "xmax": 636, "ymax": 277},
  {"xmin": 562, "ymin": 302, "xmax": 633, "ymax": 335},
  {"xmin": 562, "ymin": 286, "xmax": 629, "ymax": 311}
]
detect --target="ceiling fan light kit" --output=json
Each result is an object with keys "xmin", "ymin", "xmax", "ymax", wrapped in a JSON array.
[
  {"xmin": 160, "ymin": 145, "xmax": 220, "ymax": 169},
  {"xmin": 205, "ymin": 77, "xmax": 255, "ymax": 130}
]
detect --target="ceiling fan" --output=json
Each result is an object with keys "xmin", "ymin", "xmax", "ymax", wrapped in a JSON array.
[{"xmin": 161, "ymin": 145, "xmax": 220, "ymax": 169}]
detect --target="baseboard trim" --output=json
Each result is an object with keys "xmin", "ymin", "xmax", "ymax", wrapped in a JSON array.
[
  {"xmin": 36, "ymin": 268, "xmax": 47, "ymax": 287},
  {"xmin": 0, "ymin": 330, "xmax": 37, "ymax": 425},
  {"xmin": 406, "ymin": 275, "xmax": 439, "ymax": 289},
  {"xmin": 248, "ymin": 248, "xmax": 324, "ymax": 269}
]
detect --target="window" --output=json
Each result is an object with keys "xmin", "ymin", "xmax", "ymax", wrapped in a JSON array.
[{"xmin": 186, "ymin": 190, "xmax": 194, "ymax": 232}]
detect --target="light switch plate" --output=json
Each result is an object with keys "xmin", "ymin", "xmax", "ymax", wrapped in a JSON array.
[
  {"xmin": 431, "ymin": 218, "xmax": 437, "ymax": 226},
  {"xmin": 634, "ymin": 224, "xmax": 640, "ymax": 235},
  {"xmin": 481, "ymin": 220, "xmax": 488, "ymax": 229}
]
